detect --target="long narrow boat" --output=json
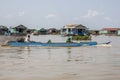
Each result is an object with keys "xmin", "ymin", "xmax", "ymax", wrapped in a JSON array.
[{"xmin": 7, "ymin": 41, "xmax": 105, "ymax": 47}]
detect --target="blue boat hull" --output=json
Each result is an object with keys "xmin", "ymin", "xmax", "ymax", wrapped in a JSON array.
[{"xmin": 8, "ymin": 41, "xmax": 97, "ymax": 47}]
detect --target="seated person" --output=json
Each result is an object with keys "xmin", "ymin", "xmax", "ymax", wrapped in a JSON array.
[
  {"xmin": 47, "ymin": 39, "xmax": 52, "ymax": 43},
  {"xmin": 17, "ymin": 38, "xmax": 25, "ymax": 42},
  {"xmin": 66, "ymin": 37, "xmax": 72, "ymax": 43}
]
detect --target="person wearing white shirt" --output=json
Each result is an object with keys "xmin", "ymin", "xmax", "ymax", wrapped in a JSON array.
[{"xmin": 25, "ymin": 34, "xmax": 30, "ymax": 42}]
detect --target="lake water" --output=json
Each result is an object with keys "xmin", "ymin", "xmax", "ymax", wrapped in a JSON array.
[{"xmin": 0, "ymin": 35, "xmax": 120, "ymax": 80}]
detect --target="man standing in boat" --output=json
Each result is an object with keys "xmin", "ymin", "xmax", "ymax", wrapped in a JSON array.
[{"xmin": 25, "ymin": 34, "xmax": 30, "ymax": 42}]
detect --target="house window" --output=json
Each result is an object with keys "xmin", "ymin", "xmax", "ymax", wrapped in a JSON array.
[{"xmin": 68, "ymin": 28, "xmax": 71, "ymax": 32}]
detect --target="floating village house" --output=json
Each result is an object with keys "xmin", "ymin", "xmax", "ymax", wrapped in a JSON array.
[
  {"xmin": 9, "ymin": 25, "xmax": 28, "ymax": 36},
  {"xmin": 99, "ymin": 28, "xmax": 120, "ymax": 36},
  {"xmin": 48, "ymin": 28, "xmax": 60, "ymax": 34},
  {"xmin": 0, "ymin": 25, "xmax": 8, "ymax": 35},
  {"xmin": 39, "ymin": 28, "xmax": 47, "ymax": 35},
  {"xmin": 89, "ymin": 30, "xmax": 100, "ymax": 35},
  {"xmin": 61, "ymin": 24, "xmax": 89, "ymax": 36}
]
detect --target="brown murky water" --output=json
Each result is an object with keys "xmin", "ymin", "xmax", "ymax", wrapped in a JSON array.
[{"xmin": 0, "ymin": 35, "xmax": 120, "ymax": 80}]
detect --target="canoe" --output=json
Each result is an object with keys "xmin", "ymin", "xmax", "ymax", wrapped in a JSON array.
[{"xmin": 7, "ymin": 41, "xmax": 98, "ymax": 47}]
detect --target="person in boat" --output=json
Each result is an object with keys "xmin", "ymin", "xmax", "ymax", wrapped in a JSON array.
[
  {"xmin": 17, "ymin": 38, "xmax": 25, "ymax": 42},
  {"xmin": 47, "ymin": 39, "xmax": 52, "ymax": 43},
  {"xmin": 25, "ymin": 34, "xmax": 31, "ymax": 42},
  {"xmin": 66, "ymin": 36, "xmax": 72, "ymax": 43}
]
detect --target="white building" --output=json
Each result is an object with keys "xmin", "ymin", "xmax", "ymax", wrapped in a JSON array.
[{"xmin": 61, "ymin": 24, "xmax": 89, "ymax": 36}]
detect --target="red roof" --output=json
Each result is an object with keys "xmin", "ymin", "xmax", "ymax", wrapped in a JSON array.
[{"xmin": 102, "ymin": 28, "xmax": 120, "ymax": 31}]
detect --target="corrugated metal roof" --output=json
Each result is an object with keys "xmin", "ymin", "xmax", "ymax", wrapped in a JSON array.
[{"xmin": 64, "ymin": 24, "xmax": 87, "ymax": 29}]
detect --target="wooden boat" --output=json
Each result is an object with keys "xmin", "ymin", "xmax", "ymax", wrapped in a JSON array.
[{"xmin": 7, "ymin": 41, "xmax": 110, "ymax": 47}]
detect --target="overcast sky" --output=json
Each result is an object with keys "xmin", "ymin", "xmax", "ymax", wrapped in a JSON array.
[{"xmin": 0, "ymin": 0, "xmax": 120, "ymax": 29}]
